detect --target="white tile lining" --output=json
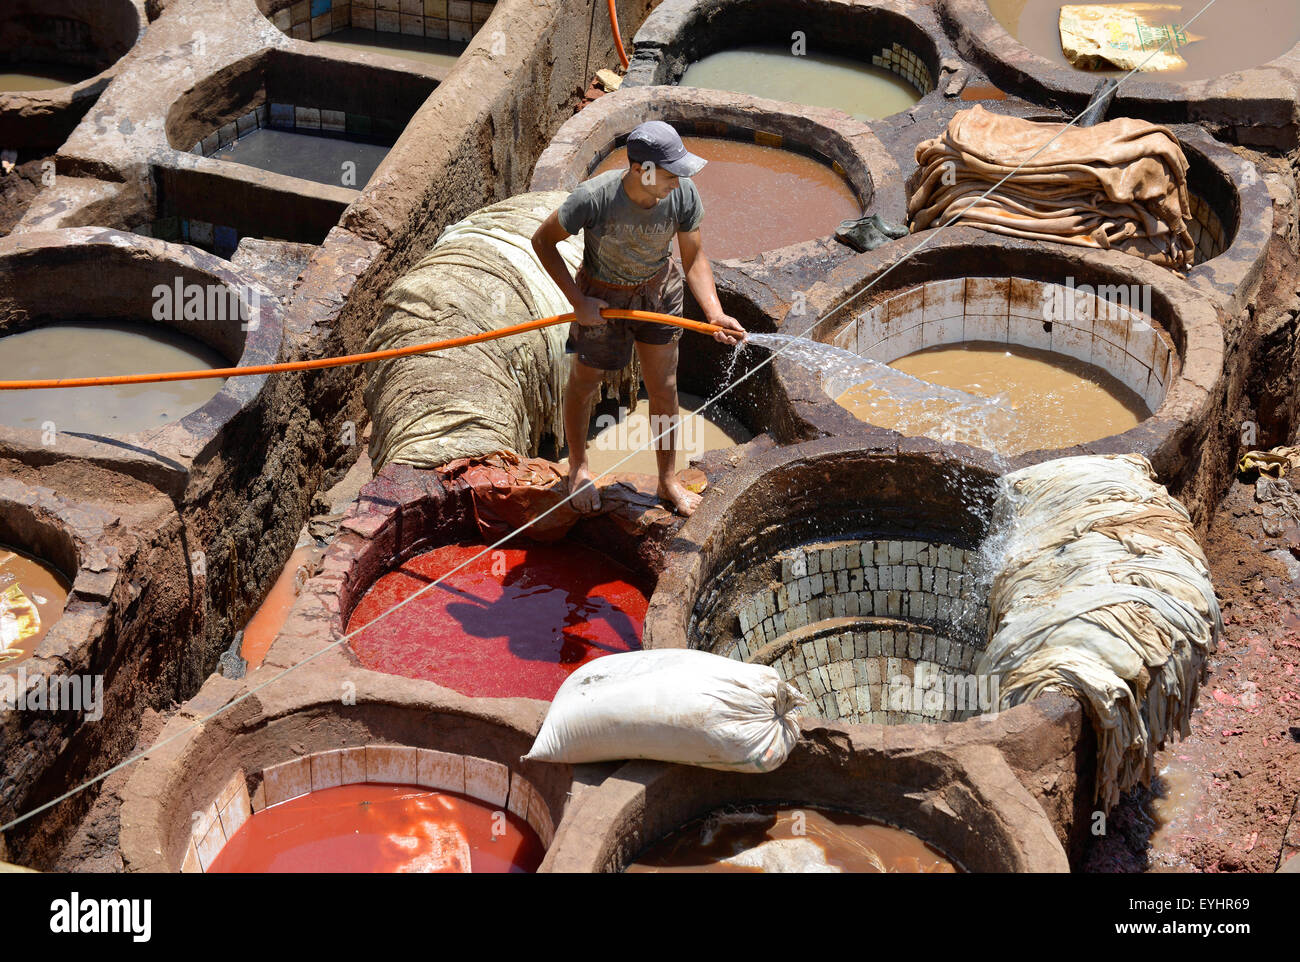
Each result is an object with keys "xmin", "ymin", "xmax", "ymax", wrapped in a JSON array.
[{"xmin": 839, "ymin": 277, "xmax": 1176, "ymax": 415}]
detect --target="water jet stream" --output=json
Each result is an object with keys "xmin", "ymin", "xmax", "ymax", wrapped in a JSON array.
[{"xmin": 736, "ymin": 332, "xmax": 1019, "ymax": 451}]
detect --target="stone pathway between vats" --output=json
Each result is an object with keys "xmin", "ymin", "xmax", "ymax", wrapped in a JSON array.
[
  {"xmin": 0, "ymin": 157, "xmax": 48, "ymax": 237},
  {"xmin": 1085, "ymin": 476, "xmax": 1300, "ymax": 873}
]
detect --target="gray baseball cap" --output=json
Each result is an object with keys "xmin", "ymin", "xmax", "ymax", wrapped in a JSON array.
[{"xmin": 625, "ymin": 121, "xmax": 706, "ymax": 177}]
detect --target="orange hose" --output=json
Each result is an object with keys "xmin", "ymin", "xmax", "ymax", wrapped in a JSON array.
[
  {"xmin": 0, "ymin": 310, "xmax": 726, "ymax": 391},
  {"xmin": 606, "ymin": 0, "xmax": 629, "ymax": 70}
]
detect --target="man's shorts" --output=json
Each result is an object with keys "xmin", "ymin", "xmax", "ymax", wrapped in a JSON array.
[{"xmin": 565, "ymin": 259, "xmax": 685, "ymax": 371}]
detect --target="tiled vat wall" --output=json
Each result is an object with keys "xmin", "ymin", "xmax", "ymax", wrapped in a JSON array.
[
  {"xmin": 1188, "ymin": 194, "xmax": 1228, "ymax": 264},
  {"xmin": 720, "ymin": 538, "xmax": 991, "ymax": 726},
  {"xmin": 187, "ymin": 102, "xmax": 403, "ymax": 157},
  {"xmin": 181, "ymin": 745, "xmax": 554, "ymax": 872},
  {"xmin": 732, "ymin": 539, "xmax": 986, "ymax": 655},
  {"xmin": 832, "ymin": 276, "xmax": 1176, "ymax": 414},
  {"xmin": 751, "ymin": 626, "xmax": 989, "ymax": 725},
  {"xmin": 131, "ymin": 216, "xmax": 241, "ymax": 258},
  {"xmin": 264, "ymin": 0, "xmax": 497, "ymax": 44},
  {"xmin": 872, "ymin": 41, "xmax": 933, "ymax": 94}
]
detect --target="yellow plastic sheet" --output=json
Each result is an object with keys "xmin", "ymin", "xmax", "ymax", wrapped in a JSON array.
[
  {"xmin": 0, "ymin": 582, "xmax": 40, "ymax": 661},
  {"xmin": 1060, "ymin": 4, "xmax": 1198, "ymax": 72},
  {"xmin": 1237, "ymin": 446, "xmax": 1300, "ymax": 480}
]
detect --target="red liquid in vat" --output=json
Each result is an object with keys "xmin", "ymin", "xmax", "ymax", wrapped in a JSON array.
[
  {"xmin": 207, "ymin": 783, "xmax": 545, "ymax": 873},
  {"xmin": 240, "ymin": 544, "xmax": 317, "ymax": 670},
  {"xmin": 595, "ymin": 136, "xmax": 861, "ymax": 261},
  {"xmin": 346, "ymin": 541, "xmax": 648, "ymax": 699}
]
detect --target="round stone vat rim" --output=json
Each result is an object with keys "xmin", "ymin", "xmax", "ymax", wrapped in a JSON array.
[
  {"xmin": 528, "ymin": 83, "xmax": 907, "ymax": 265},
  {"xmin": 622, "ymin": 0, "xmax": 967, "ymax": 127},
  {"xmin": 0, "ymin": 0, "xmax": 148, "ymax": 111},
  {"xmin": 116, "ymin": 674, "xmax": 574, "ymax": 873},
  {"xmin": 936, "ymin": 0, "xmax": 1300, "ymax": 147},
  {"xmin": 769, "ymin": 227, "xmax": 1225, "ymax": 475},
  {"xmin": 0, "ymin": 477, "xmax": 124, "ymax": 676},
  {"xmin": 642, "ymin": 438, "xmax": 1008, "ymax": 721},
  {"xmin": 1173, "ymin": 123, "xmax": 1274, "ymax": 314},
  {"xmin": 263, "ymin": 461, "xmax": 666, "ymax": 700},
  {"xmin": 541, "ymin": 732, "xmax": 1070, "ymax": 872},
  {"xmin": 641, "ymin": 435, "xmax": 1006, "ymax": 652},
  {"xmin": 0, "ymin": 227, "xmax": 284, "ymax": 494}
]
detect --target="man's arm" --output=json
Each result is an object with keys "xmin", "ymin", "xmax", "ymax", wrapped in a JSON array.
[
  {"xmin": 531, "ymin": 211, "xmax": 607, "ymax": 327},
  {"xmin": 678, "ymin": 229, "xmax": 746, "ymax": 345}
]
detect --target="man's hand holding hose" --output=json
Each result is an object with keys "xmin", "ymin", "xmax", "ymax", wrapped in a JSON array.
[
  {"xmin": 574, "ymin": 294, "xmax": 610, "ymax": 328},
  {"xmin": 704, "ymin": 309, "xmax": 745, "ymax": 347}
]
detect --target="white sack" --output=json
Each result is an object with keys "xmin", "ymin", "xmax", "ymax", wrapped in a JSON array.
[{"xmin": 524, "ymin": 649, "xmax": 807, "ymax": 773}]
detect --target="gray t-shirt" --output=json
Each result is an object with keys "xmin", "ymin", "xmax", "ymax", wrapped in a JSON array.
[{"xmin": 557, "ymin": 169, "xmax": 704, "ymax": 286}]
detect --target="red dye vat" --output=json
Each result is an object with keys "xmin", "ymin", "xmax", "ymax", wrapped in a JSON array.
[
  {"xmin": 207, "ymin": 783, "xmax": 545, "ymax": 873},
  {"xmin": 346, "ymin": 541, "xmax": 648, "ymax": 699}
]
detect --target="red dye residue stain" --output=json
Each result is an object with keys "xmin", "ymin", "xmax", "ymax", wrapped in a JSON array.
[
  {"xmin": 346, "ymin": 541, "xmax": 648, "ymax": 699},
  {"xmin": 207, "ymin": 783, "xmax": 545, "ymax": 873},
  {"xmin": 240, "ymin": 544, "xmax": 317, "ymax": 670}
]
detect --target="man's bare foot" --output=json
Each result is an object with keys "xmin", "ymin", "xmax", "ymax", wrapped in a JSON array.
[
  {"xmin": 568, "ymin": 464, "xmax": 602, "ymax": 514},
  {"xmin": 658, "ymin": 477, "xmax": 702, "ymax": 517}
]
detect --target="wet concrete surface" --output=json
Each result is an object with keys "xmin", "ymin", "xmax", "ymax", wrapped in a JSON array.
[{"xmin": 211, "ymin": 127, "xmax": 390, "ymax": 189}]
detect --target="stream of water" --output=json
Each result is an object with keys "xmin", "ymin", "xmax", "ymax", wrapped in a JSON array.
[{"xmin": 732, "ymin": 332, "xmax": 1019, "ymax": 453}]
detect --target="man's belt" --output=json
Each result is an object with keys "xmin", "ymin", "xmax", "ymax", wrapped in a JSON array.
[{"xmin": 578, "ymin": 262, "xmax": 670, "ymax": 291}]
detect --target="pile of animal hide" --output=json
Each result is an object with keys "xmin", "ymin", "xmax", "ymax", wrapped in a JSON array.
[
  {"xmin": 908, "ymin": 105, "xmax": 1195, "ymax": 271},
  {"xmin": 978, "ymin": 454, "xmax": 1220, "ymax": 810}
]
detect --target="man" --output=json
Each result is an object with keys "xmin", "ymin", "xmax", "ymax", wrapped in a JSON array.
[{"xmin": 532, "ymin": 120, "xmax": 746, "ymax": 518}]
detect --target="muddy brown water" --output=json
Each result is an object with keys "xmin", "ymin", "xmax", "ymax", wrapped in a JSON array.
[
  {"xmin": 0, "ymin": 65, "xmax": 90, "ymax": 91},
  {"xmin": 314, "ymin": 28, "xmax": 466, "ymax": 70},
  {"xmin": 836, "ymin": 340, "xmax": 1149, "ymax": 455},
  {"xmin": 595, "ymin": 137, "xmax": 861, "ymax": 260},
  {"xmin": 626, "ymin": 806, "xmax": 959, "ymax": 872},
  {"xmin": 210, "ymin": 127, "xmax": 390, "ymax": 189},
  {"xmin": 561, "ymin": 390, "xmax": 752, "ymax": 478},
  {"xmin": 0, "ymin": 546, "xmax": 70, "ymax": 665},
  {"xmin": 680, "ymin": 44, "xmax": 921, "ymax": 120},
  {"xmin": 1146, "ymin": 757, "xmax": 1212, "ymax": 858},
  {"xmin": 960, "ymin": 82, "xmax": 1009, "ymax": 100},
  {"xmin": 0, "ymin": 322, "xmax": 228, "ymax": 436},
  {"xmin": 985, "ymin": 0, "xmax": 1300, "ymax": 82}
]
